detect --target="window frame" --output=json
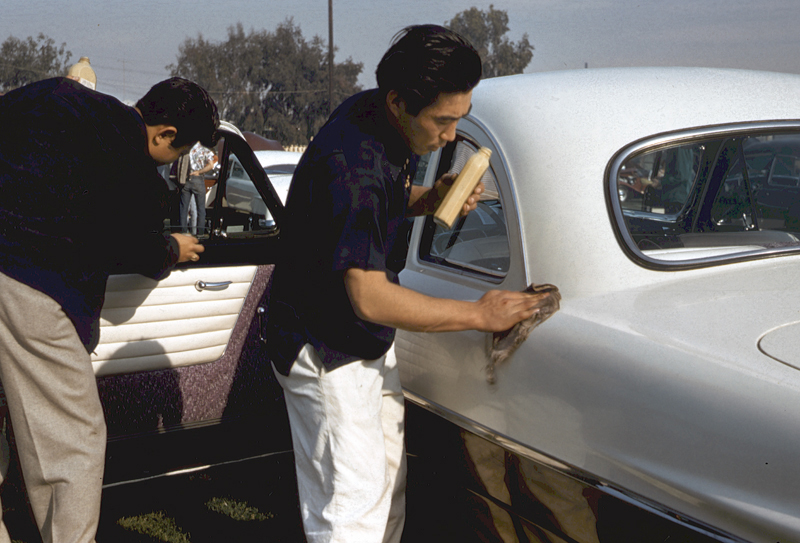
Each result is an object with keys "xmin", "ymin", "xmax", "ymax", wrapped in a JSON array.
[
  {"xmin": 608, "ymin": 121, "xmax": 800, "ymax": 270},
  {"xmin": 405, "ymin": 119, "xmax": 529, "ymax": 292},
  {"xmin": 174, "ymin": 129, "xmax": 284, "ymax": 267},
  {"xmin": 416, "ymin": 136, "xmax": 509, "ymax": 280}
]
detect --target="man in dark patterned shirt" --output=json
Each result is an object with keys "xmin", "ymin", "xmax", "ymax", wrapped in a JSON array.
[{"xmin": 268, "ymin": 25, "xmax": 541, "ymax": 543}]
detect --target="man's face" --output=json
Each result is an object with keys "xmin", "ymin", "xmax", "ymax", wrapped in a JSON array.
[{"xmin": 393, "ymin": 90, "xmax": 473, "ymax": 156}]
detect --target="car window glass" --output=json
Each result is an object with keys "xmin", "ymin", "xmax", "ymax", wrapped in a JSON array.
[
  {"xmin": 616, "ymin": 131, "xmax": 800, "ymax": 263},
  {"xmin": 413, "ymin": 153, "xmax": 431, "ymax": 186},
  {"xmin": 164, "ymin": 153, "xmax": 215, "ymax": 240},
  {"xmin": 419, "ymin": 138, "xmax": 510, "ymax": 278},
  {"xmin": 709, "ymin": 144, "xmax": 755, "ymax": 229},
  {"xmin": 619, "ymin": 142, "xmax": 703, "ymax": 215},
  {"xmin": 264, "ymin": 164, "xmax": 296, "ymax": 176}
]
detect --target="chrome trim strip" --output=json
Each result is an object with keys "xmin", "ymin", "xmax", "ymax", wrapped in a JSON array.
[
  {"xmin": 102, "ymin": 450, "xmax": 291, "ymax": 489},
  {"xmin": 403, "ymin": 389, "xmax": 748, "ymax": 543}
]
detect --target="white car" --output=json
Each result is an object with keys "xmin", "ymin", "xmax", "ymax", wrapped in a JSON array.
[
  {"xmin": 47, "ymin": 69, "xmax": 800, "ymax": 543},
  {"xmin": 397, "ymin": 67, "xmax": 800, "ymax": 543},
  {"xmin": 206, "ymin": 149, "xmax": 302, "ymax": 230}
]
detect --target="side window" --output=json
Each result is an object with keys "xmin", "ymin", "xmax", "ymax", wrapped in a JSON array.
[
  {"xmin": 163, "ymin": 152, "xmax": 217, "ymax": 239},
  {"xmin": 709, "ymin": 143, "xmax": 755, "ymax": 230},
  {"xmin": 163, "ymin": 147, "xmax": 276, "ymax": 239},
  {"xmin": 413, "ymin": 153, "xmax": 431, "ymax": 186},
  {"xmin": 229, "ymin": 157, "xmax": 247, "ymax": 180},
  {"xmin": 616, "ymin": 131, "xmax": 800, "ymax": 264},
  {"xmin": 419, "ymin": 138, "xmax": 510, "ymax": 278}
]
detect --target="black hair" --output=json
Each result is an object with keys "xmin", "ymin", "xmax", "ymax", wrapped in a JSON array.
[
  {"xmin": 136, "ymin": 77, "xmax": 219, "ymax": 148},
  {"xmin": 376, "ymin": 24, "xmax": 482, "ymax": 116}
]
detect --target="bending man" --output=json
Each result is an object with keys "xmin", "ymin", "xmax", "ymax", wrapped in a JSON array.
[{"xmin": 0, "ymin": 76, "xmax": 216, "ymax": 542}]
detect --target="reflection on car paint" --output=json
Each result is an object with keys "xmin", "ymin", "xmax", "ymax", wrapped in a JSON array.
[
  {"xmin": 618, "ymin": 131, "xmax": 800, "ymax": 263},
  {"xmin": 405, "ymin": 400, "xmax": 744, "ymax": 543}
]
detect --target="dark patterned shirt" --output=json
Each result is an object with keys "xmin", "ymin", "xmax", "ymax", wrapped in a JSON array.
[{"xmin": 267, "ymin": 89, "xmax": 417, "ymax": 374}]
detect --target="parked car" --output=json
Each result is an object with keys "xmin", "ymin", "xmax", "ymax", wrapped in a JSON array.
[
  {"xmin": 243, "ymin": 130, "xmax": 284, "ymax": 151},
  {"xmin": 205, "ymin": 149, "xmax": 302, "ymax": 231},
  {"xmin": 396, "ymin": 67, "xmax": 800, "ymax": 543},
  {"xmin": 38, "ymin": 67, "xmax": 800, "ymax": 543}
]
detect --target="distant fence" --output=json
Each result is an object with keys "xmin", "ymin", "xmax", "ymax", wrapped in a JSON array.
[{"xmin": 285, "ymin": 144, "xmax": 308, "ymax": 153}]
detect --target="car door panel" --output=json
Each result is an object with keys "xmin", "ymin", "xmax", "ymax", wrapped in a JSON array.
[
  {"xmin": 92, "ymin": 265, "xmax": 257, "ymax": 376},
  {"xmin": 97, "ymin": 264, "xmax": 290, "ymax": 485}
]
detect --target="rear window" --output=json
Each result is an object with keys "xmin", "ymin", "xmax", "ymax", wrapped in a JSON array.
[{"xmin": 611, "ymin": 126, "xmax": 800, "ymax": 266}]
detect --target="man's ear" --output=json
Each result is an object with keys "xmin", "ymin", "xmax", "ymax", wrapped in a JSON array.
[
  {"xmin": 386, "ymin": 90, "xmax": 406, "ymax": 120},
  {"xmin": 153, "ymin": 126, "xmax": 178, "ymax": 146}
]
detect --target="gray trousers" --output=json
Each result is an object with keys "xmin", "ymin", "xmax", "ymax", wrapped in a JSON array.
[{"xmin": 0, "ymin": 272, "xmax": 105, "ymax": 543}]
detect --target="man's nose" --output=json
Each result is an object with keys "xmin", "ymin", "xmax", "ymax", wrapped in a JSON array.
[{"xmin": 441, "ymin": 122, "xmax": 457, "ymax": 143}]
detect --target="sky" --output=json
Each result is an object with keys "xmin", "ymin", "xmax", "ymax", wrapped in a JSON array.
[{"xmin": 3, "ymin": 0, "xmax": 800, "ymax": 104}]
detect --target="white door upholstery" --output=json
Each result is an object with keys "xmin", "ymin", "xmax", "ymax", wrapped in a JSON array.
[{"xmin": 92, "ymin": 266, "xmax": 257, "ymax": 376}]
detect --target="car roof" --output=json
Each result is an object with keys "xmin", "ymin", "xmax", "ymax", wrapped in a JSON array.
[
  {"xmin": 253, "ymin": 150, "xmax": 303, "ymax": 168},
  {"xmin": 470, "ymin": 67, "xmax": 800, "ymax": 157}
]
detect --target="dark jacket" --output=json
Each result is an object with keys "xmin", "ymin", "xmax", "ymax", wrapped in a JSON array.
[{"xmin": 0, "ymin": 77, "xmax": 178, "ymax": 350}]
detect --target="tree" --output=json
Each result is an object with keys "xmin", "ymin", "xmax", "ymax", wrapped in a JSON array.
[
  {"xmin": 168, "ymin": 20, "xmax": 363, "ymax": 145},
  {"xmin": 0, "ymin": 33, "xmax": 72, "ymax": 92},
  {"xmin": 445, "ymin": 5, "xmax": 533, "ymax": 78}
]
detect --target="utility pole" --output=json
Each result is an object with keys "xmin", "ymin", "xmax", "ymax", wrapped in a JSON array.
[
  {"xmin": 122, "ymin": 58, "xmax": 126, "ymax": 102},
  {"xmin": 328, "ymin": 0, "xmax": 334, "ymax": 116}
]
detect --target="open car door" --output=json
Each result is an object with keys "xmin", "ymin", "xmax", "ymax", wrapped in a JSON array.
[{"xmin": 94, "ymin": 129, "xmax": 292, "ymax": 484}]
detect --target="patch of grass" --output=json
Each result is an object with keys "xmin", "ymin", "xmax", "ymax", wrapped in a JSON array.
[
  {"xmin": 205, "ymin": 497, "xmax": 272, "ymax": 521},
  {"xmin": 117, "ymin": 511, "xmax": 190, "ymax": 543}
]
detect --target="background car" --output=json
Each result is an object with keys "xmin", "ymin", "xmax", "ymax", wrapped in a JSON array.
[
  {"xmin": 395, "ymin": 67, "xmax": 800, "ymax": 543},
  {"xmin": 205, "ymin": 149, "xmax": 302, "ymax": 231}
]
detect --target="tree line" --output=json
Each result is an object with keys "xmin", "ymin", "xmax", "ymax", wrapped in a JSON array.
[
  {"xmin": 0, "ymin": 5, "xmax": 533, "ymax": 146},
  {"xmin": 0, "ymin": 33, "xmax": 72, "ymax": 92},
  {"xmin": 168, "ymin": 20, "xmax": 363, "ymax": 145}
]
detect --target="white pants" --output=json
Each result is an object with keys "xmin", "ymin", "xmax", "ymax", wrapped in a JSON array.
[{"xmin": 274, "ymin": 344, "xmax": 406, "ymax": 543}]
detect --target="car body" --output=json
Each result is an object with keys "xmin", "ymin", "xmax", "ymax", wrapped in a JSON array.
[
  {"xmin": 243, "ymin": 131, "xmax": 284, "ymax": 151},
  {"xmin": 396, "ymin": 67, "xmax": 800, "ymax": 543}
]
